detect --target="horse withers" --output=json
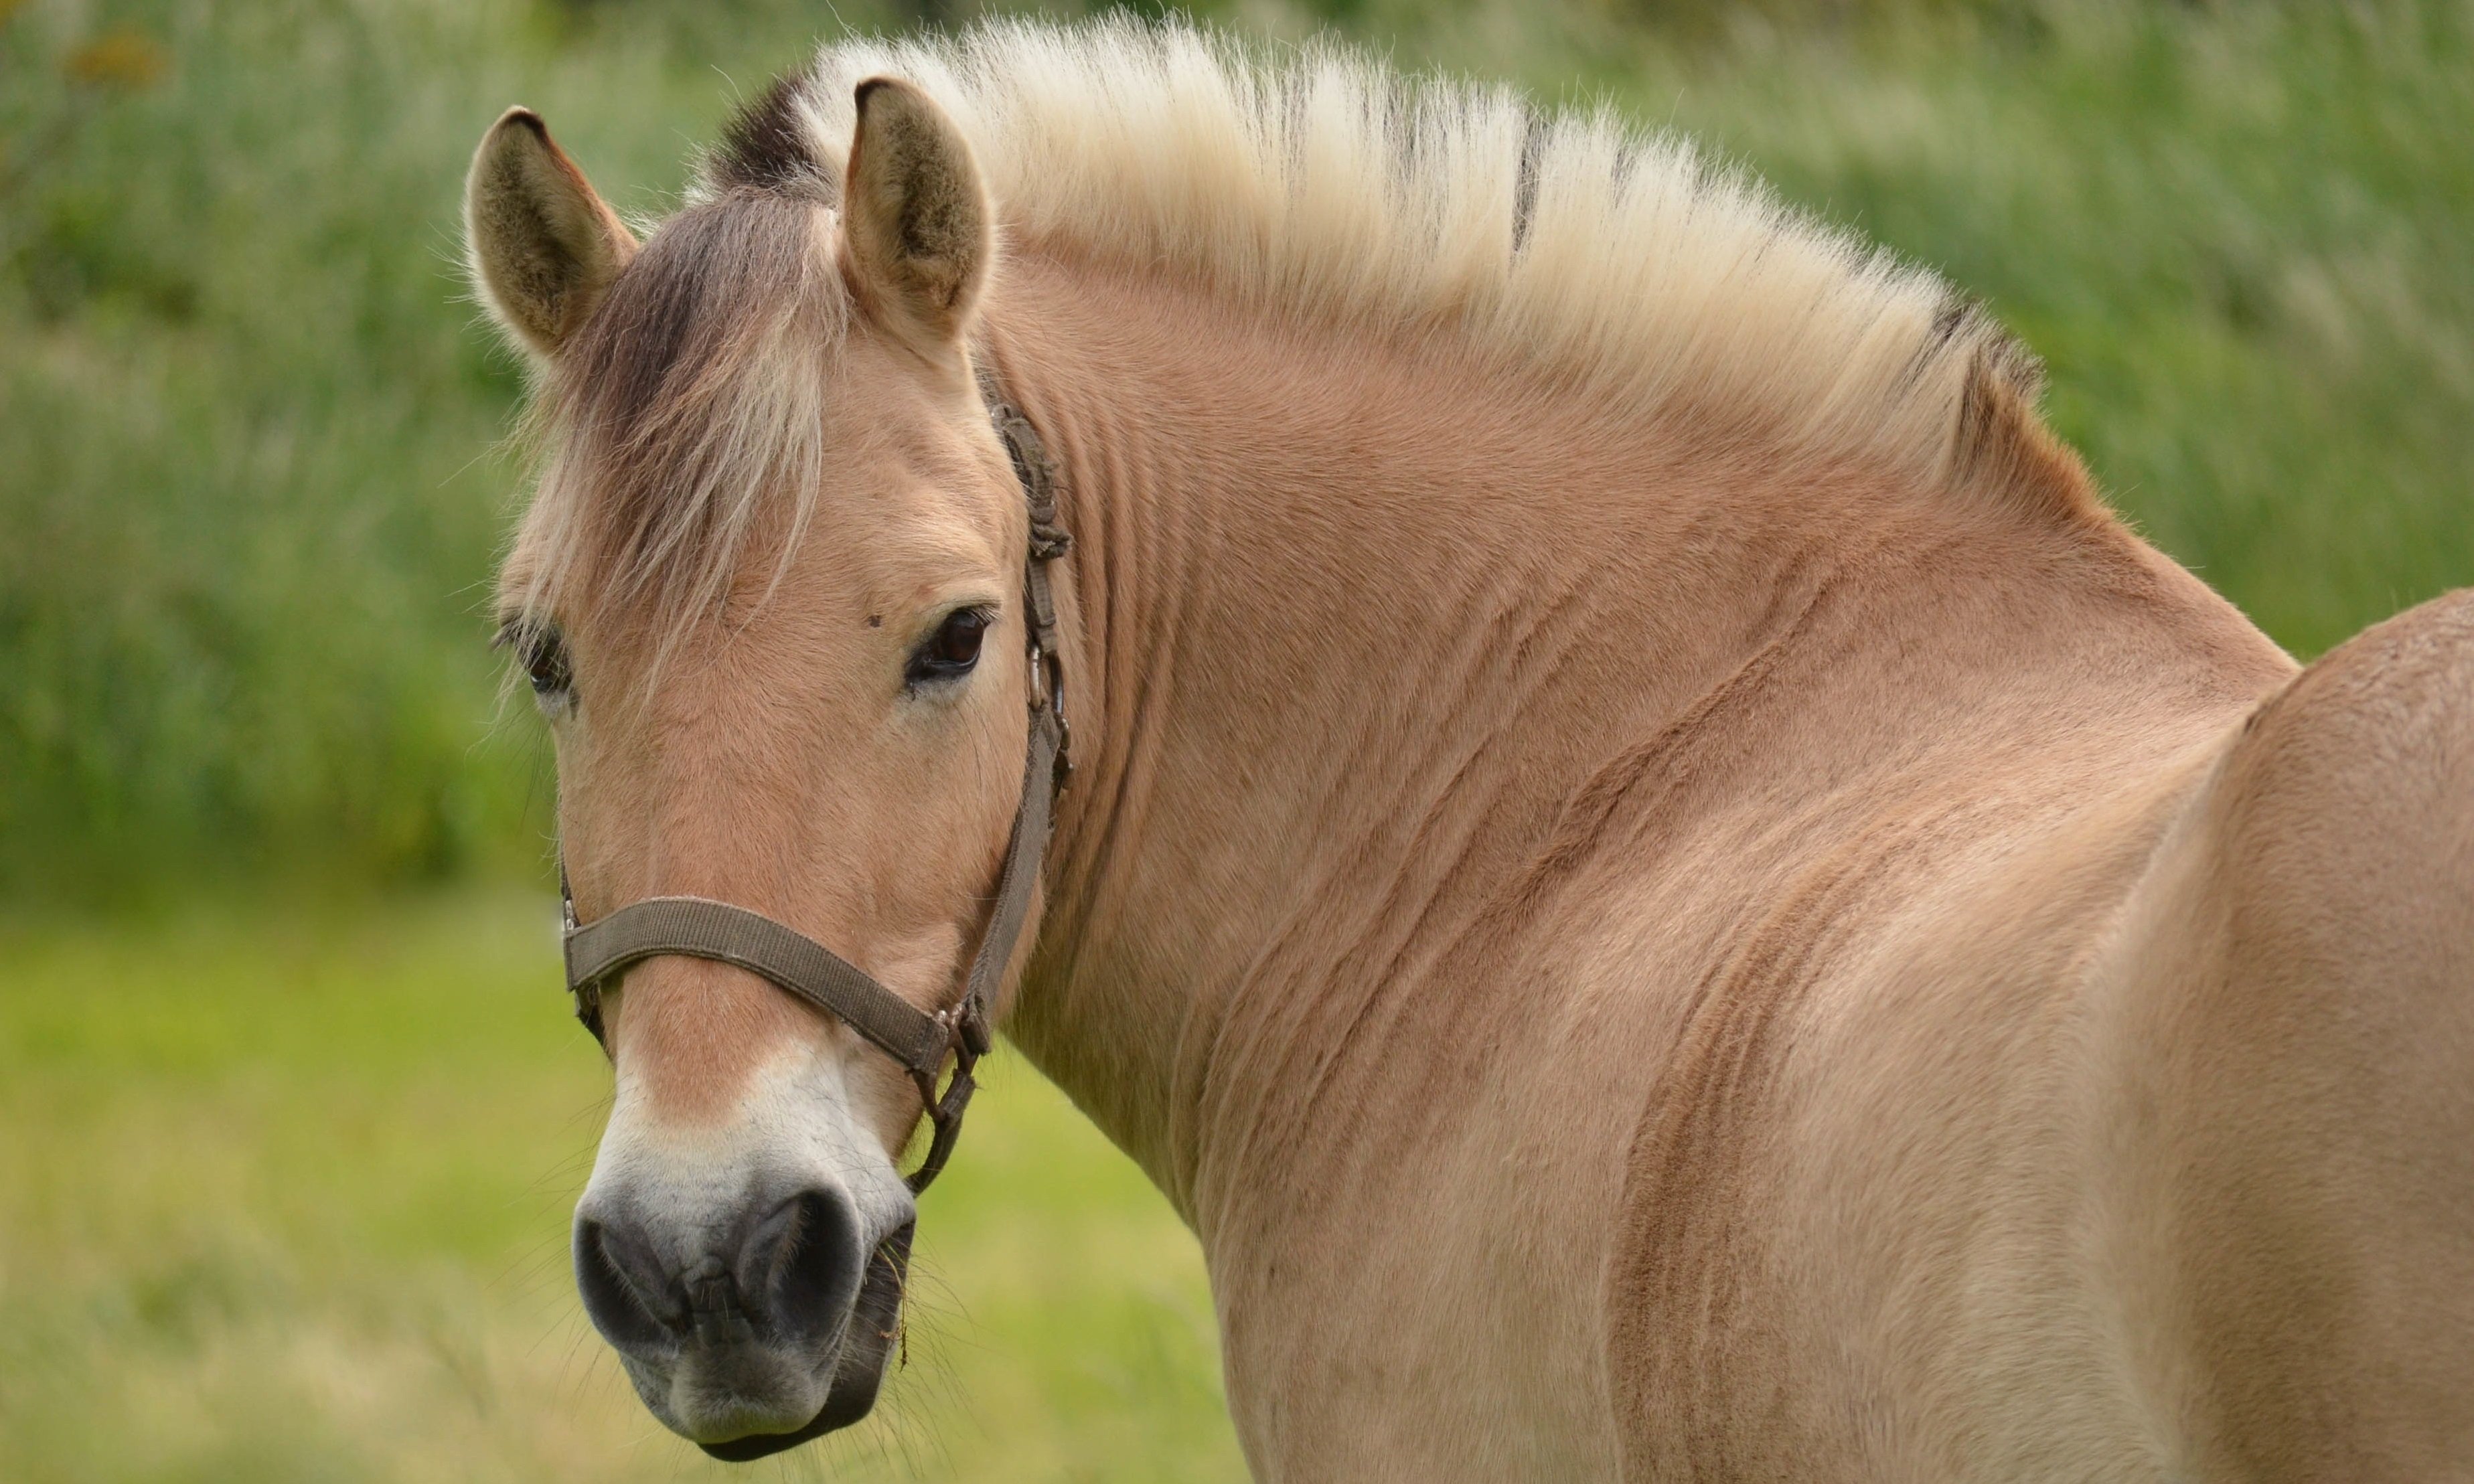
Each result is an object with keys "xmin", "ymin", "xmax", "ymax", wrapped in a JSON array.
[{"xmin": 464, "ymin": 21, "xmax": 2474, "ymax": 1477}]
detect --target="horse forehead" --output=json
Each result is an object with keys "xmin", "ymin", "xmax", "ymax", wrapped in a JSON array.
[{"xmin": 811, "ymin": 394, "xmax": 1024, "ymax": 558}]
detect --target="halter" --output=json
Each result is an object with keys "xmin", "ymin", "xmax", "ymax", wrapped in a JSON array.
[{"xmin": 557, "ymin": 389, "xmax": 1072, "ymax": 1196}]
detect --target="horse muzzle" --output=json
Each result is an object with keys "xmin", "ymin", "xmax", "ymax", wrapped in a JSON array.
[{"xmin": 574, "ymin": 1177, "xmax": 913, "ymax": 1459}]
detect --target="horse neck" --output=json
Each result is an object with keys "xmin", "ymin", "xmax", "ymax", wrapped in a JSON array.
[{"xmin": 974, "ymin": 249, "xmax": 2287, "ymax": 1229}]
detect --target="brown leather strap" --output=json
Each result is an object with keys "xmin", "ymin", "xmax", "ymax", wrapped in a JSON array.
[
  {"xmin": 963, "ymin": 697, "xmax": 1061, "ymax": 1023},
  {"xmin": 563, "ymin": 896, "xmax": 950, "ymax": 1074},
  {"xmin": 556, "ymin": 389, "xmax": 1070, "ymax": 1196}
]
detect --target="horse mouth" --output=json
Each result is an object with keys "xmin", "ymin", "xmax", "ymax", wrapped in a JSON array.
[{"xmin": 693, "ymin": 1225, "xmax": 913, "ymax": 1463}]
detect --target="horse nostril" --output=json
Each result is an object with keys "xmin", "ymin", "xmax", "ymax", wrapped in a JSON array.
[
  {"xmin": 738, "ymin": 1187, "xmax": 865, "ymax": 1345},
  {"xmin": 576, "ymin": 1214, "xmax": 684, "ymax": 1353}
]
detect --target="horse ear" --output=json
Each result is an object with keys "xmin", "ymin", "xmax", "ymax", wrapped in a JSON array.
[
  {"xmin": 840, "ymin": 78, "xmax": 990, "ymax": 359},
  {"xmin": 464, "ymin": 107, "xmax": 636, "ymax": 359}
]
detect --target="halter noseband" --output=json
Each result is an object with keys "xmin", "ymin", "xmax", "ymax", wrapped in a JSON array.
[{"xmin": 557, "ymin": 389, "xmax": 1072, "ymax": 1196}]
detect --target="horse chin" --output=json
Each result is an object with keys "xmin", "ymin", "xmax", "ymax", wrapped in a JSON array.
[{"xmin": 692, "ymin": 1226, "xmax": 911, "ymax": 1463}]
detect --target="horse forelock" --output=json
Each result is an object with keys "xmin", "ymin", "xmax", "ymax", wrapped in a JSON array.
[{"xmin": 508, "ymin": 190, "xmax": 846, "ymax": 645}]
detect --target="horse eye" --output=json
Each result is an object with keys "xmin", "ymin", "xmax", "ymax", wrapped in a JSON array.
[
  {"xmin": 933, "ymin": 609, "xmax": 989, "ymax": 665},
  {"xmin": 503, "ymin": 623, "xmax": 572, "ymax": 699},
  {"xmin": 909, "ymin": 607, "xmax": 991, "ymax": 685}
]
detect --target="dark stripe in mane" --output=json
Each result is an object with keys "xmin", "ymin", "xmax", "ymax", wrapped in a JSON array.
[{"xmin": 712, "ymin": 73, "xmax": 834, "ymax": 197}]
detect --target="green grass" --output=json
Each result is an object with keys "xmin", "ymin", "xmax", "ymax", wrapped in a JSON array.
[{"xmin": 0, "ymin": 892, "xmax": 1247, "ymax": 1481}]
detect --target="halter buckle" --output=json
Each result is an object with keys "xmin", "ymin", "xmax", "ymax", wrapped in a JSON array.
[{"xmin": 903, "ymin": 1000, "xmax": 989, "ymax": 1192}]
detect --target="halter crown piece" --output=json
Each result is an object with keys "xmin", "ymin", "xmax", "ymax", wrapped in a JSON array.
[{"xmin": 558, "ymin": 387, "xmax": 1072, "ymax": 1195}]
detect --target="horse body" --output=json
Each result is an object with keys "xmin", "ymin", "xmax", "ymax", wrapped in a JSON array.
[
  {"xmin": 463, "ymin": 22, "xmax": 2474, "ymax": 1475},
  {"xmin": 974, "ymin": 250, "xmax": 2345, "ymax": 1479}
]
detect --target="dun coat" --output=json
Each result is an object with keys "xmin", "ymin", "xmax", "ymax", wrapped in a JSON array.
[{"xmin": 464, "ymin": 21, "xmax": 2474, "ymax": 1477}]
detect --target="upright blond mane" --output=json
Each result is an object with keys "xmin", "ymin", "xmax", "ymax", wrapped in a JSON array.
[
  {"xmin": 506, "ymin": 18, "xmax": 2056, "ymax": 635},
  {"xmin": 747, "ymin": 18, "xmax": 2030, "ymax": 485}
]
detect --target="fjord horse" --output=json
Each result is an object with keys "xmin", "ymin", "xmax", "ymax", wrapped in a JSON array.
[{"xmin": 465, "ymin": 22, "xmax": 2474, "ymax": 1476}]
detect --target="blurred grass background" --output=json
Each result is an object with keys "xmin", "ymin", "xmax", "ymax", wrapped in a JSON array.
[
  {"xmin": 0, "ymin": 894, "xmax": 1241, "ymax": 1481},
  {"xmin": 1, "ymin": 0, "xmax": 2468, "ymax": 1477}
]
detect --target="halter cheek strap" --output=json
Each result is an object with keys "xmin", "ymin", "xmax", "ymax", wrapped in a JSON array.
[{"xmin": 557, "ymin": 394, "xmax": 1071, "ymax": 1196}]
